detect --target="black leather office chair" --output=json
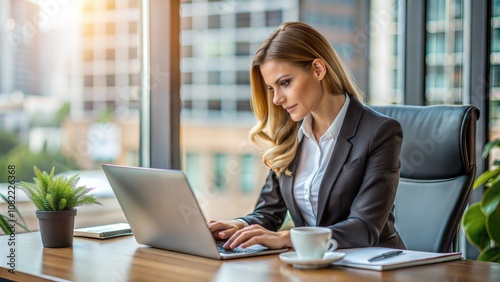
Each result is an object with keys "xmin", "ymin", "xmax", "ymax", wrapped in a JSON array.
[{"xmin": 371, "ymin": 105, "xmax": 479, "ymax": 253}]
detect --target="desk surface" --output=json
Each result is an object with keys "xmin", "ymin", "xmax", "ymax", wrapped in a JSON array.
[{"xmin": 1, "ymin": 232, "xmax": 499, "ymax": 282}]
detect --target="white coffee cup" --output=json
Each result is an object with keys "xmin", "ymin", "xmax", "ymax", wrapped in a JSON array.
[{"xmin": 290, "ymin": 227, "xmax": 338, "ymax": 260}]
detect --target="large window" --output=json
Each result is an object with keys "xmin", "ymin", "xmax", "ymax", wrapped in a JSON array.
[
  {"xmin": 0, "ymin": 0, "xmax": 140, "ymax": 230},
  {"xmin": 3, "ymin": 0, "xmax": 496, "ymax": 243}
]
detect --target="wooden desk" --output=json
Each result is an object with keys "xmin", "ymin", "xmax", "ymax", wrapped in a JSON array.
[{"xmin": 1, "ymin": 232, "xmax": 499, "ymax": 282}]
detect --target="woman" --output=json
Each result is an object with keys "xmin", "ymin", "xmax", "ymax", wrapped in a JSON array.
[{"xmin": 208, "ymin": 22, "xmax": 406, "ymax": 250}]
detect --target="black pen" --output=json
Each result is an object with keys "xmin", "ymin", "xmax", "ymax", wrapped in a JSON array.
[{"xmin": 368, "ymin": 250, "xmax": 403, "ymax": 262}]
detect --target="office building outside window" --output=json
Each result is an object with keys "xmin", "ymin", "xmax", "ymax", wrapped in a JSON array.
[
  {"xmin": 303, "ymin": 0, "xmax": 403, "ymax": 104},
  {"xmin": 64, "ymin": 0, "xmax": 141, "ymax": 170},
  {"xmin": 491, "ymin": 0, "xmax": 500, "ymax": 161},
  {"xmin": 0, "ymin": 0, "xmax": 140, "ymax": 230},
  {"xmin": 425, "ymin": 0, "xmax": 464, "ymax": 105},
  {"xmin": 423, "ymin": 0, "xmax": 498, "ymax": 165},
  {"xmin": 240, "ymin": 153, "xmax": 256, "ymax": 193}
]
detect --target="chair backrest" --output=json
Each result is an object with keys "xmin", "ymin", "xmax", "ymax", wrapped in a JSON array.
[{"xmin": 370, "ymin": 105, "xmax": 479, "ymax": 253}]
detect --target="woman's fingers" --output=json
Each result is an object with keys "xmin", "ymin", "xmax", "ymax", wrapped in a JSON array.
[
  {"xmin": 208, "ymin": 221, "xmax": 230, "ymax": 239},
  {"xmin": 208, "ymin": 221, "xmax": 289, "ymax": 249},
  {"xmin": 223, "ymin": 225, "xmax": 259, "ymax": 248},
  {"xmin": 224, "ymin": 225, "xmax": 282, "ymax": 249},
  {"xmin": 207, "ymin": 220, "xmax": 240, "ymax": 240}
]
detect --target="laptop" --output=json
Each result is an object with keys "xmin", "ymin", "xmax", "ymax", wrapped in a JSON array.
[{"xmin": 101, "ymin": 164, "xmax": 288, "ymax": 259}]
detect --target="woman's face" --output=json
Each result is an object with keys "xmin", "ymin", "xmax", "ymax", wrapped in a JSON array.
[{"xmin": 260, "ymin": 59, "xmax": 324, "ymax": 122}]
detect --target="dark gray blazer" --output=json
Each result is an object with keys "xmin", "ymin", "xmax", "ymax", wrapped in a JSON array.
[{"xmin": 240, "ymin": 95, "xmax": 406, "ymax": 249}]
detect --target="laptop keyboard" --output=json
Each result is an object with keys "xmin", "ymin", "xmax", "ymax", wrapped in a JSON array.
[{"xmin": 216, "ymin": 242, "xmax": 261, "ymax": 254}]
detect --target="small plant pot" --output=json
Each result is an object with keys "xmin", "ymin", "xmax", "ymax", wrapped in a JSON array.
[{"xmin": 36, "ymin": 209, "xmax": 77, "ymax": 248}]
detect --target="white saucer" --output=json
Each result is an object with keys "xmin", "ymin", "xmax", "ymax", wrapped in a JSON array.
[{"xmin": 279, "ymin": 251, "xmax": 346, "ymax": 269}]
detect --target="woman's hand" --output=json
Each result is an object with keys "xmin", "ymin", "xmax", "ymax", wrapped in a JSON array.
[
  {"xmin": 223, "ymin": 224, "xmax": 292, "ymax": 250},
  {"xmin": 207, "ymin": 220, "xmax": 244, "ymax": 240}
]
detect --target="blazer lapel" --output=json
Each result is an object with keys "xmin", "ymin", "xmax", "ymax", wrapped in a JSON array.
[
  {"xmin": 280, "ymin": 139, "xmax": 306, "ymax": 227},
  {"xmin": 315, "ymin": 96, "xmax": 364, "ymax": 224}
]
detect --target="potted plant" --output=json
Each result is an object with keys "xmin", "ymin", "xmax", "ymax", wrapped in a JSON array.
[
  {"xmin": 462, "ymin": 139, "xmax": 500, "ymax": 262},
  {"xmin": 18, "ymin": 166, "xmax": 101, "ymax": 248}
]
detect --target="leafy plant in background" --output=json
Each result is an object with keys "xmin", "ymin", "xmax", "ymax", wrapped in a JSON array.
[
  {"xmin": 0, "ymin": 143, "xmax": 80, "ymax": 183},
  {"xmin": 462, "ymin": 139, "xmax": 500, "ymax": 262},
  {"xmin": 0, "ymin": 102, "xmax": 79, "ymax": 183},
  {"xmin": 0, "ymin": 130, "xmax": 18, "ymax": 155},
  {"xmin": 17, "ymin": 166, "xmax": 101, "ymax": 211},
  {"xmin": 0, "ymin": 193, "xmax": 30, "ymax": 235}
]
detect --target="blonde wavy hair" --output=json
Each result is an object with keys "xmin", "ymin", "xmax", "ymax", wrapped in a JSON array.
[{"xmin": 249, "ymin": 22, "xmax": 364, "ymax": 176}]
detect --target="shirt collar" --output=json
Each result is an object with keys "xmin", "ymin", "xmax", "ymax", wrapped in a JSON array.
[{"xmin": 299, "ymin": 93, "xmax": 350, "ymax": 142}]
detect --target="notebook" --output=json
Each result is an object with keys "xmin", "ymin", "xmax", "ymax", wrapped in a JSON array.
[
  {"xmin": 74, "ymin": 223, "xmax": 133, "ymax": 239},
  {"xmin": 101, "ymin": 164, "xmax": 288, "ymax": 259},
  {"xmin": 332, "ymin": 247, "xmax": 462, "ymax": 271}
]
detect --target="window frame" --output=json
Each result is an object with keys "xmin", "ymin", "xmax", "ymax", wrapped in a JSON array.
[{"xmin": 142, "ymin": 0, "xmax": 181, "ymax": 169}]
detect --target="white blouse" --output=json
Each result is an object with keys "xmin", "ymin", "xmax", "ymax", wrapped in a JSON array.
[{"xmin": 294, "ymin": 93, "xmax": 350, "ymax": 226}]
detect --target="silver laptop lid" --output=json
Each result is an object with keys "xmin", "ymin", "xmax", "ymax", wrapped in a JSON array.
[{"xmin": 102, "ymin": 164, "xmax": 221, "ymax": 259}]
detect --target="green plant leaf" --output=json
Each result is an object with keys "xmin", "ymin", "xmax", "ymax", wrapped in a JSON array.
[
  {"xmin": 481, "ymin": 183, "xmax": 500, "ymax": 216},
  {"xmin": 59, "ymin": 198, "xmax": 67, "ymax": 210},
  {"xmin": 489, "ymin": 173, "xmax": 500, "ymax": 187},
  {"xmin": 0, "ymin": 215, "xmax": 11, "ymax": 234},
  {"xmin": 474, "ymin": 167, "xmax": 500, "ymax": 189},
  {"xmin": 462, "ymin": 202, "xmax": 490, "ymax": 250},
  {"xmin": 18, "ymin": 181, "xmax": 45, "ymax": 210},
  {"xmin": 0, "ymin": 212, "xmax": 30, "ymax": 233},
  {"xmin": 485, "ymin": 202, "xmax": 500, "ymax": 246},
  {"xmin": 0, "ymin": 194, "xmax": 29, "ymax": 227},
  {"xmin": 477, "ymin": 246, "xmax": 500, "ymax": 262},
  {"xmin": 46, "ymin": 194, "xmax": 56, "ymax": 211},
  {"xmin": 481, "ymin": 139, "xmax": 500, "ymax": 159}
]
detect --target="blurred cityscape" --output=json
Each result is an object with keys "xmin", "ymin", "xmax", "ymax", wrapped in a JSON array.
[{"xmin": 0, "ymin": 0, "xmax": 499, "ymax": 226}]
